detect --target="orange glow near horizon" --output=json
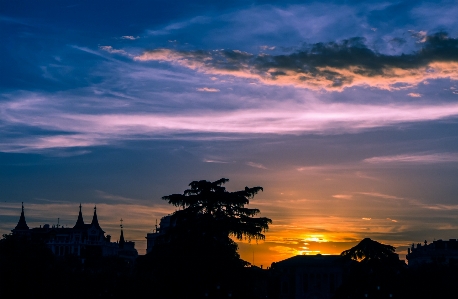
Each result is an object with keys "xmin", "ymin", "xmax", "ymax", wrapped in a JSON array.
[
  {"xmin": 236, "ymin": 234, "xmax": 361, "ymax": 268},
  {"xmin": 0, "ymin": 174, "xmax": 443, "ymax": 267}
]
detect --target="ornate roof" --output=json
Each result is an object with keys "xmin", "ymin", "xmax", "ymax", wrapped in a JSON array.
[
  {"xmin": 91, "ymin": 205, "xmax": 100, "ymax": 228},
  {"xmin": 119, "ymin": 228, "xmax": 125, "ymax": 248},
  {"xmin": 14, "ymin": 202, "xmax": 29, "ymax": 231},
  {"xmin": 73, "ymin": 203, "xmax": 85, "ymax": 229}
]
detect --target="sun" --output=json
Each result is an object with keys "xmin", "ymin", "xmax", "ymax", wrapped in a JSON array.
[{"xmin": 303, "ymin": 235, "xmax": 327, "ymax": 242}]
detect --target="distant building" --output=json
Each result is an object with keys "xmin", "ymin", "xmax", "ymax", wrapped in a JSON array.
[
  {"xmin": 407, "ymin": 239, "xmax": 458, "ymax": 266},
  {"xmin": 145, "ymin": 215, "xmax": 173, "ymax": 254},
  {"xmin": 271, "ymin": 254, "xmax": 350, "ymax": 299},
  {"xmin": 118, "ymin": 220, "xmax": 138, "ymax": 264},
  {"xmin": 11, "ymin": 203, "xmax": 137, "ymax": 260}
]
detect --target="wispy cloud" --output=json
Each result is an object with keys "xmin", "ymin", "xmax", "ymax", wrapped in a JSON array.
[
  {"xmin": 356, "ymin": 192, "xmax": 404, "ymax": 200},
  {"xmin": 364, "ymin": 153, "xmax": 458, "ymax": 164},
  {"xmin": 332, "ymin": 194, "xmax": 353, "ymax": 200},
  {"xmin": 424, "ymin": 204, "xmax": 458, "ymax": 211},
  {"xmin": 99, "ymin": 46, "xmax": 130, "ymax": 56},
  {"xmin": 247, "ymin": 162, "xmax": 267, "ymax": 169},
  {"xmin": 0, "ymin": 134, "xmax": 108, "ymax": 152},
  {"xmin": 409, "ymin": 30, "xmax": 428, "ymax": 43},
  {"xmin": 196, "ymin": 87, "xmax": 220, "ymax": 92},
  {"xmin": 407, "ymin": 92, "xmax": 422, "ymax": 97},
  {"xmin": 96, "ymin": 190, "xmax": 144, "ymax": 205},
  {"xmin": 203, "ymin": 159, "xmax": 230, "ymax": 163},
  {"xmin": 3, "ymin": 93, "xmax": 458, "ymax": 152},
  {"xmin": 134, "ymin": 32, "xmax": 458, "ymax": 91},
  {"xmin": 121, "ymin": 36, "xmax": 139, "ymax": 40},
  {"xmin": 147, "ymin": 16, "xmax": 211, "ymax": 36}
]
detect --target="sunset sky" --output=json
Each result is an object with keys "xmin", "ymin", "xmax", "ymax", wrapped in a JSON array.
[{"xmin": 1, "ymin": 0, "xmax": 458, "ymax": 267}]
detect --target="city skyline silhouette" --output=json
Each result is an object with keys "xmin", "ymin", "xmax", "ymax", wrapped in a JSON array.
[{"xmin": 2, "ymin": 0, "xmax": 458, "ymax": 269}]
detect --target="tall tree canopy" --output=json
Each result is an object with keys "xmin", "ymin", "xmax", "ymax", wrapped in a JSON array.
[
  {"xmin": 140, "ymin": 178, "xmax": 272, "ymax": 298},
  {"xmin": 341, "ymin": 238, "xmax": 398, "ymax": 262},
  {"xmin": 335, "ymin": 238, "xmax": 404, "ymax": 299},
  {"xmin": 162, "ymin": 178, "xmax": 271, "ymax": 243}
]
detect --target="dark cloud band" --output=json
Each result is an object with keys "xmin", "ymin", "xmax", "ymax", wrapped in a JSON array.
[{"xmin": 134, "ymin": 32, "xmax": 458, "ymax": 91}]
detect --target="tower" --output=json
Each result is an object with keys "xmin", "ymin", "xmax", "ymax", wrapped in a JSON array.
[
  {"xmin": 119, "ymin": 218, "xmax": 125, "ymax": 249},
  {"xmin": 12, "ymin": 202, "xmax": 29, "ymax": 236},
  {"xmin": 73, "ymin": 203, "xmax": 85, "ymax": 229},
  {"xmin": 91, "ymin": 205, "xmax": 100, "ymax": 228}
]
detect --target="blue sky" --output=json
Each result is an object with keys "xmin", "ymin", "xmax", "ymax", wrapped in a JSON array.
[{"xmin": 1, "ymin": 0, "xmax": 458, "ymax": 264}]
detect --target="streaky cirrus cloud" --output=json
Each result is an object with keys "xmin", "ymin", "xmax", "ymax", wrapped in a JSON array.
[
  {"xmin": 3, "ymin": 96, "xmax": 458, "ymax": 151},
  {"xmin": 332, "ymin": 194, "xmax": 353, "ymax": 200},
  {"xmin": 425, "ymin": 204, "xmax": 458, "ymax": 211},
  {"xmin": 203, "ymin": 159, "xmax": 230, "ymax": 163},
  {"xmin": 99, "ymin": 45, "xmax": 130, "ymax": 56},
  {"xmin": 134, "ymin": 32, "xmax": 458, "ymax": 91},
  {"xmin": 196, "ymin": 87, "xmax": 220, "ymax": 92},
  {"xmin": 0, "ymin": 134, "xmax": 109, "ymax": 152},
  {"xmin": 246, "ymin": 162, "xmax": 267, "ymax": 169},
  {"xmin": 364, "ymin": 153, "xmax": 458, "ymax": 164},
  {"xmin": 260, "ymin": 46, "xmax": 275, "ymax": 51},
  {"xmin": 121, "ymin": 36, "xmax": 139, "ymax": 40},
  {"xmin": 356, "ymin": 192, "xmax": 404, "ymax": 200}
]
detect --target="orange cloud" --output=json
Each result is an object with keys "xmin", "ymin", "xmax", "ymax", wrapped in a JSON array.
[
  {"xmin": 332, "ymin": 194, "xmax": 353, "ymax": 199},
  {"xmin": 134, "ymin": 33, "xmax": 458, "ymax": 91},
  {"xmin": 408, "ymin": 92, "xmax": 422, "ymax": 97}
]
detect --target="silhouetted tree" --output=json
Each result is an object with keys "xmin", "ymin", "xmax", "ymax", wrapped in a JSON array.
[
  {"xmin": 162, "ymin": 178, "xmax": 271, "ymax": 243},
  {"xmin": 139, "ymin": 178, "xmax": 272, "ymax": 299},
  {"xmin": 336, "ymin": 238, "xmax": 405, "ymax": 299},
  {"xmin": 341, "ymin": 237, "xmax": 398, "ymax": 262}
]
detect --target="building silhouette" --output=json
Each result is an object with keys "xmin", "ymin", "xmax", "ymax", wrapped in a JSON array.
[
  {"xmin": 118, "ymin": 218, "xmax": 138, "ymax": 263},
  {"xmin": 11, "ymin": 203, "xmax": 137, "ymax": 260},
  {"xmin": 407, "ymin": 239, "xmax": 458, "ymax": 266},
  {"xmin": 145, "ymin": 215, "xmax": 172, "ymax": 254},
  {"xmin": 271, "ymin": 254, "xmax": 351, "ymax": 299}
]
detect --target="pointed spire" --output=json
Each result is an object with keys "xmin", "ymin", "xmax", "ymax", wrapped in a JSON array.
[
  {"xmin": 91, "ymin": 205, "xmax": 100, "ymax": 228},
  {"xmin": 73, "ymin": 203, "xmax": 85, "ymax": 229},
  {"xmin": 14, "ymin": 202, "xmax": 29, "ymax": 230},
  {"xmin": 119, "ymin": 218, "xmax": 125, "ymax": 249}
]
